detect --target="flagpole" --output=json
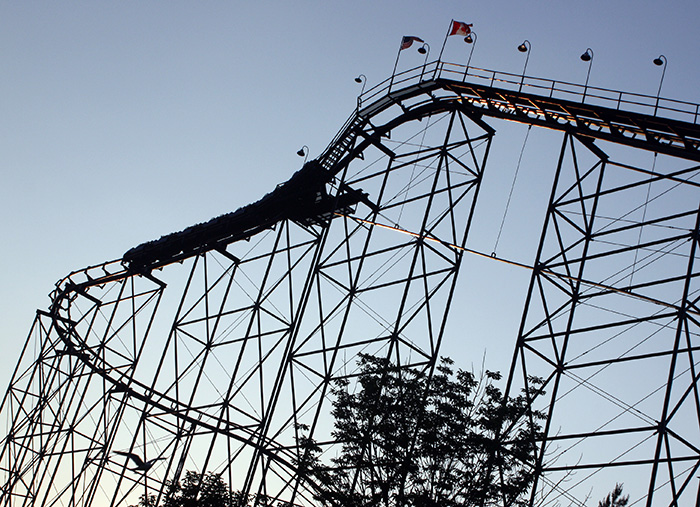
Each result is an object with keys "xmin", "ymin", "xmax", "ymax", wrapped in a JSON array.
[
  {"xmin": 389, "ymin": 39, "xmax": 403, "ymax": 93},
  {"xmin": 435, "ymin": 19, "xmax": 453, "ymax": 78}
]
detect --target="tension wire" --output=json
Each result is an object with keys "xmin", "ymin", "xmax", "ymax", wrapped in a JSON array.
[
  {"xmin": 338, "ymin": 212, "xmax": 689, "ymax": 315},
  {"xmin": 492, "ymin": 124, "xmax": 532, "ymax": 257},
  {"xmin": 629, "ymin": 152, "xmax": 657, "ymax": 286},
  {"xmin": 397, "ymin": 117, "xmax": 431, "ymax": 225}
]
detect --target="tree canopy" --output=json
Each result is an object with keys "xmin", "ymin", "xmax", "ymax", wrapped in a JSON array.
[
  {"xmin": 597, "ymin": 483, "xmax": 629, "ymax": 507},
  {"xmin": 129, "ymin": 354, "xmax": 628, "ymax": 507},
  {"xmin": 130, "ymin": 471, "xmax": 265, "ymax": 507},
  {"xmin": 162, "ymin": 471, "xmax": 244, "ymax": 507},
  {"xmin": 299, "ymin": 354, "xmax": 545, "ymax": 507}
]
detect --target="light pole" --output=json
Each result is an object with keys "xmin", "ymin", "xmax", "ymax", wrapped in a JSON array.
[
  {"xmin": 580, "ymin": 48, "xmax": 594, "ymax": 102},
  {"xmin": 463, "ymin": 31, "xmax": 477, "ymax": 81},
  {"xmin": 517, "ymin": 40, "xmax": 531, "ymax": 92},
  {"xmin": 355, "ymin": 74, "xmax": 367, "ymax": 109},
  {"xmin": 297, "ymin": 145, "xmax": 309, "ymax": 164},
  {"xmin": 418, "ymin": 42, "xmax": 430, "ymax": 81},
  {"xmin": 653, "ymin": 55, "xmax": 667, "ymax": 115},
  {"xmin": 390, "ymin": 36, "xmax": 425, "ymax": 92}
]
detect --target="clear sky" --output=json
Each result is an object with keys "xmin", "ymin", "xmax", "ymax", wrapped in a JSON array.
[{"xmin": 1, "ymin": 1, "xmax": 699, "ymax": 501}]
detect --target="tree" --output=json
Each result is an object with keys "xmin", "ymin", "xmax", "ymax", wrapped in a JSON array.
[
  {"xmin": 300, "ymin": 354, "xmax": 545, "ymax": 507},
  {"xmin": 130, "ymin": 471, "xmax": 288, "ymax": 507},
  {"xmin": 130, "ymin": 493, "xmax": 157, "ymax": 507},
  {"xmin": 127, "ymin": 354, "xmax": 624, "ymax": 507},
  {"xmin": 127, "ymin": 471, "xmax": 245, "ymax": 507},
  {"xmin": 597, "ymin": 483, "xmax": 629, "ymax": 507},
  {"xmin": 161, "ymin": 471, "xmax": 244, "ymax": 507}
]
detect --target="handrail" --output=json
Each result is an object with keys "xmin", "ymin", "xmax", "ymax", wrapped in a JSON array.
[{"xmin": 358, "ymin": 60, "xmax": 700, "ymax": 126}]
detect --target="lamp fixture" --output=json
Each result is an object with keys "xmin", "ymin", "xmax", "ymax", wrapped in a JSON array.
[
  {"xmin": 297, "ymin": 145, "xmax": 309, "ymax": 164},
  {"xmin": 653, "ymin": 55, "xmax": 668, "ymax": 114},
  {"xmin": 517, "ymin": 40, "xmax": 531, "ymax": 92},
  {"xmin": 654, "ymin": 55, "xmax": 666, "ymax": 67}
]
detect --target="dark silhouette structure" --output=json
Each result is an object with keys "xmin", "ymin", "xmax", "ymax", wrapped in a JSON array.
[{"xmin": 2, "ymin": 60, "xmax": 700, "ymax": 506}]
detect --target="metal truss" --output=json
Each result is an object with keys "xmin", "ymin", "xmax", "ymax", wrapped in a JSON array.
[
  {"xmin": 0, "ymin": 77, "xmax": 491, "ymax": 506},
  {"xmin": 2, "ymin": 60, "xmax": 700, "ymax": 506},
  {"xmin": 507, "ymin": 133, "xmax": 700, "ymax": 506}
]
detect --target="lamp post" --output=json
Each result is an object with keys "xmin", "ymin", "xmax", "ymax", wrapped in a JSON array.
[
  {"xmin": 653, "ymin": 55, "xmax": 667, "ymax": 115},
  {"xmin": 463, "ymin": 31, "xmax": 477, "ymax": 81},
  {"xmin": 418, "ymin": 42, "xmax": 430, "ymax": 81},
  {"xmin": 355, "ymin": 74, "xmax": 367, "ymax": 109},
  {"xmin": 580, "ymin": 48, "xmax": 594, "ymax": 102},
  {"xmin": 390, "ymin": 36, "xmax": 425, "ymax": 92},
  {"xmin": 517, "ymin": 40, "xmax": 531, "ymax": 92},
  {"xmin": 297, "ymin": 145, "xmax": 309, "ymax": 164}
]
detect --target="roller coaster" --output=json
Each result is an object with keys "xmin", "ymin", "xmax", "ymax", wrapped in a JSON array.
[{"xmin": 2, "ymin": 59, "xmax": 700, "ymax": 506}]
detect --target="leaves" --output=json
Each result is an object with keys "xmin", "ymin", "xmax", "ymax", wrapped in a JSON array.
[
  {"xmin": 597, "ymin": 483, "xmax": 629, "ymax": 507},
  {"xmin": 157, "ymin": 471, "xmax": 270, "ymax": 507},
  {"xmin": 130, "ymin": 354, "xmax": 549, "ymax": 507},
  {"xmin": 300, "ymin": 354, "xmax": 544, "ymax": 507},
  {"xmin": 162, "ymin": 471, "xmax": 239, "ymax": 507}
]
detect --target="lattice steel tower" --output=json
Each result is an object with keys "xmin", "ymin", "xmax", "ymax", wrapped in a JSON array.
[{"xmin": 2, "ymin": 61, "xmax": 700, "ymax": 506}]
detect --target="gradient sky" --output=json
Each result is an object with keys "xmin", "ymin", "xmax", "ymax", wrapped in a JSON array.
[{"xmin": 2, "ymin": 1, "xmax": 699, "ymax": 478}]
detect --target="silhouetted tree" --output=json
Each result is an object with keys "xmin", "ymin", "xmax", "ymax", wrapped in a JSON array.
[
  {"xmin": 128, "ymin": 471, "xmax": 290, "ymax": 507},
  {"xmin": 130, "ymin": 493, "xmax": 157, "ymax": 507},
  {"xmin": 161, "ymin": 471, "xmax": 243, "ymax": 507},
  {"xmin": 299, "ymin": 354, "xmax": 545, "ymax": 507},
  {"xmin": 597, "ymin": 483, "xmax": 629, "ymax": 507},
  {"xmin": 127, "ymin": 354, "xmax": 625, "ymax": 507}
]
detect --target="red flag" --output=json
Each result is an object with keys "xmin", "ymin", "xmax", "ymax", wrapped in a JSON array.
[
  {"xmin": 400, "ymin": 36, "xmax": 424, "ymax": 50},
  {"xmin": 449, "ymin": 21, "xmax": 472, "ymax": 36}
]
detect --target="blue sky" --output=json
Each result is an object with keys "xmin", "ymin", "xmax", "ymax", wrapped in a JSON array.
[
  {"xmin": 3, "ymin": 0, "xmax": 698, "ymax": 386},
  {"xmin": 2, "ymin": 2, "xmax": 699, "ymax": 493}
]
